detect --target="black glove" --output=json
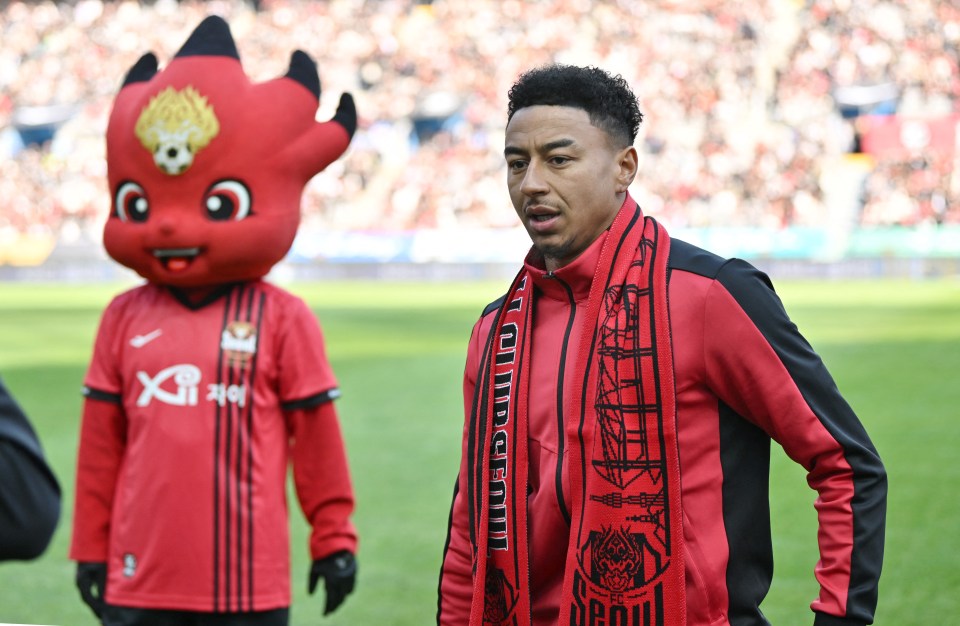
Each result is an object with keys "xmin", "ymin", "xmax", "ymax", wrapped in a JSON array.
[
  {"xmin": 76, "ymin": 561, "xmax": 107, "ymax": 619},
  {"xmin": 308, "ymin": 550, "xmax": 356, "ymax": 615}
]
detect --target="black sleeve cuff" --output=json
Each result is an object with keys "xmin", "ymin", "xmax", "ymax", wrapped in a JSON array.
[
  {"xmin": 814, "ymin": 611, "xmax": 870, "ymax": 626},
  {"xmin": 282, "ymin": 388, "xmax": 341, "ymax": 411},
  {"xmin": 82, "ymin": 386, "xmax": 122, "ymax": 404}
]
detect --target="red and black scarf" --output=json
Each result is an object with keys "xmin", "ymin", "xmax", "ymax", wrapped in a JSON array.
[{"xmin": 467, "ymin": 198, "xmax": 686, "ymax": 625}]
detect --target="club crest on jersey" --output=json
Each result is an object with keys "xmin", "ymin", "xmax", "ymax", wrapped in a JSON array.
[
  {"xmin": 221, "ymin": 320, "xmax": 258, "ymax": 367},
  {"xmin": 135, "ymin": 85, "xmax": 219, "ymax": 175}
]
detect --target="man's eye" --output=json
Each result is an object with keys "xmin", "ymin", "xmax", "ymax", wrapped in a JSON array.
[{"xmin": 549, "ymin": 156, "xmax": 570, "ymax": 165}]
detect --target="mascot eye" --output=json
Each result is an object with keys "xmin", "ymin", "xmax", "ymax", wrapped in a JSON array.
[
  {"xmin": 204, "ymin": 180, "xmax": 251, "ymax": 221},
  {"xmin": 115, "ymin": 182, "xmax": 149, "ymax": 222}
]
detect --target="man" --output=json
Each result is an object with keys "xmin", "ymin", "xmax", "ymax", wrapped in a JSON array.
[
  {"xmin": 437, "ymin": 65, "xmax": 886, "ymax": 626},
  {"xmin": 0, "ymin": 375, "xmax": 60, "ymax": 562}
]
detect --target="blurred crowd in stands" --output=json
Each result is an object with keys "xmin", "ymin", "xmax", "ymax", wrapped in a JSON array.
[{"xmin": 1, "ymin": 0, "xmax": 959, "ymax": 259}]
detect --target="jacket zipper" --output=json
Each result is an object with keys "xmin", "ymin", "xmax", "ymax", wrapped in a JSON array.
[{"xmin": 545, "ymin": 271, "xmax": 575, "ymax": 525}]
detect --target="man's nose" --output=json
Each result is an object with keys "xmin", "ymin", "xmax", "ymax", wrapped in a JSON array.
[{"xmin": 520, "ymin": 163, "xmax": 549, "ymax": 196}]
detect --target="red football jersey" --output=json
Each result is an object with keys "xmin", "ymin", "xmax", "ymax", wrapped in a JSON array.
[{"xmin": 71, "ymin": 280, "xmax": 355, "ymax": 611}]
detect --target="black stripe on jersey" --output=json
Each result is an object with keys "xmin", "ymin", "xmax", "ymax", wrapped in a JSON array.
[
  {"xmin": 211, "ymin": 283, "xmax": 267, "ymax": 612},
  {"xmin": 281, "ymin": 388, "xmax": 341, "ymax": 411},
  {"xmin": 81, "ymin": 386, "xmax": 121, "ymax": 403},
  {"xmin": 240, "ymin": 286, "xmax": 266, "ymax": 611},
  {"xmin": 212, "ymin": 286, "xmax": 233, "ymax": 611},
  {"xmin": 224, "ymin": 283, "xmax": 246, "ymax": 609},
  {"xmin": 215, "ymin": 282, "xmax": 257, "ymax": 611},
  {"xmin": 232, "ymin": 284, "xmax": 247, "ymax": 611}
]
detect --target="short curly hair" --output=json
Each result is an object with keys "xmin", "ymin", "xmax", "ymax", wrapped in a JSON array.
[{"xmin": 507, "ymin": 64, "xmax": 643, "ymax": 147}]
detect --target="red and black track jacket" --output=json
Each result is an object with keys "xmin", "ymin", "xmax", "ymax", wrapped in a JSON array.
[{"xmin": 438, "ymin": 232, "xmax": 886, "ymax": 626}]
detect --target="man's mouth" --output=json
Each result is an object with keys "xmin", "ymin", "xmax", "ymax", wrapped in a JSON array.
[
  {"xmin": 153, "ymin": 248, "xmax": 201, "ymax": 272},
  {"xmin": 525, "ymin": 206, "xmax": 560, "ymax": 230}
]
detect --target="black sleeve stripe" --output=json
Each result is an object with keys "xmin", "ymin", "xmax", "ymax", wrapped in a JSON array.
[
  {"xmin": 714, "ymin": 258, "xmax": 886, "ymax": 623},
  {"xmin": 718, "ymin": 400, "xmax": 774, "ymax": 620},
  {"xmin": 82, "ymin": 386, "xmax": 122, "ymax": 404},
  {"xmin": 482, "ymin": 294, "xmax": 507, "ymax": 317},
  {"xmin": 281, "ymin": 388, "xmax": 341, "ymax": 411},
  {"xmin": 436, "ymin": 476, "xmax": 460, "ymax": 625}
]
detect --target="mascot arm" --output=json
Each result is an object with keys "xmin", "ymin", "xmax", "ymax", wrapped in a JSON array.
[
  {"xmin": 289, "ymin": 400, "xmax": 357, "ymax": 560},
  {"xmin": 70, "ymin": 397, "xmax": 126, "ymax": 561}
]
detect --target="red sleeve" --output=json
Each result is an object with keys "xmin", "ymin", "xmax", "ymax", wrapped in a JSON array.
[
  {"xmin": 83, "ymin": 296, "xmax": 126, "ymax": 396},
  {"xmin": 277, "ymin": 295, "xmax": 339, "ymax": 405},
  {"xmin": 71, "ymin": 301, "xmax": 128, "ymax": 562},
  {"xmin": 70, "ymin": 397, "xmax": 126, "ymax": 562},
  {"xmin": 289, "ymin": 400, "xmax": 357, "ymax": 560},
  {"xmin": 437, "ymin": 315, "xmax": 490, "ymax": 625},
  {"xmin": 702, "ymin": 260, "xmax": 885, "ymax": 623}
]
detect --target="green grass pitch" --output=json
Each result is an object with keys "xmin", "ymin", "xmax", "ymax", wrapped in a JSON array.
[{"xmin": 0, "ymin": 277, "xmax": 957, "ymax": 625}]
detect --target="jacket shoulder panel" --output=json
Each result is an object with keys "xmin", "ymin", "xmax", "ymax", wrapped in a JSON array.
[
  {"xmin": 667, "ymin": 237, "xmax": 728, "ymax": 279},
  {"xmin": 481, "ymin": 294, "xmax": 507, "ymax": 318}
]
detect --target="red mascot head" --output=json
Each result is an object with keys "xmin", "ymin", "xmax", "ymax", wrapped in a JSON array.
[{"xmin": 103, "ymin": 16, "xmax": 355, "ymax": 287}]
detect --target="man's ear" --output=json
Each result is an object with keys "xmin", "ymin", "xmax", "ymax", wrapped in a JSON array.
[{"xmin": 615, "ymin": 145, "xmax": 639, "ymax": 193}]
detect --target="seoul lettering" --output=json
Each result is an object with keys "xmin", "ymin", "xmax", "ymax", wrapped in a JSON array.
[
  {"xmin": 488, "ymin": 280, "xmax": 525, "ymax": 551},
  {"xmin": 570, "ymin": 570, "xmax": 663, "ymax": 626}
]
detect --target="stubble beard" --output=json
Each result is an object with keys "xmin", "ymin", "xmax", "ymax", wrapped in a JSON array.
[{"xmin": 531, "ymin": 236, "xmax": 575, "ymax": 271}]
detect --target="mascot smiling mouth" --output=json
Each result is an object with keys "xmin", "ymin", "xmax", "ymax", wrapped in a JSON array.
[{"xmin": 153, "ymin": 247, "xmax": 200, "ymax": 272}]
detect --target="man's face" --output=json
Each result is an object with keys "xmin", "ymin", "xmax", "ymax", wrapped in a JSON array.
[{"xmin": 504, "ymin": 105, "xmax": 634, "ymax": 271}]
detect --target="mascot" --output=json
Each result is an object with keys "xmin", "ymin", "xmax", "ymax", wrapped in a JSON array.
[{"xmin": 70, "ymin": 16, "xmax": 358, "ymax": 626}]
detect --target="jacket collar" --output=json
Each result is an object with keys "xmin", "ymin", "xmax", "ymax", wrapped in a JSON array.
[{"xmin": 523, "ymin": 229, "xmax": 608, "ymax": 304}]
